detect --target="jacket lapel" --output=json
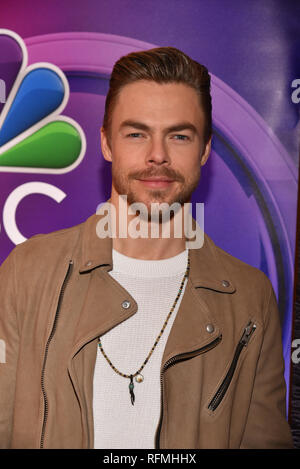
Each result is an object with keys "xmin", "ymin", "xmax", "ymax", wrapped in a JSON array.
[{"xmin": 160, "ymin": 236, "xmax": 236, "ymax": 365}]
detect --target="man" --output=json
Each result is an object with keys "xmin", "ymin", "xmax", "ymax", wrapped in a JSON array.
[{"xmin": 0, "ymin": 47, "xmax": 293, "ymax": 449}]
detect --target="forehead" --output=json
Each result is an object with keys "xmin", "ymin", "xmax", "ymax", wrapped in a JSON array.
[{"xmin": 111, "ymin": 80, "xmax": 204, "ymax": 129}]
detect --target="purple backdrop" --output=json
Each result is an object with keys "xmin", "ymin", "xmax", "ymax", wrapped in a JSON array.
[{"xmin": 0, "ymin": 0, "xmax": 299, "ymax": 425}]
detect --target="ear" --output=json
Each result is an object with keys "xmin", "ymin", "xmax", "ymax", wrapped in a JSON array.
[
  {"xmin": 200, "ymin": 136, "xmax": 212, "ymax": 166},
  {"xmin": 100, "ymin": 127, "xmax": 112, "ymax": 162}
]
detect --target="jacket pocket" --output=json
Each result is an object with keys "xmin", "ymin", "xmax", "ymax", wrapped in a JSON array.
[{"xmin": 208, "ymin": 320, "xmax": 256, "ymax": 412}]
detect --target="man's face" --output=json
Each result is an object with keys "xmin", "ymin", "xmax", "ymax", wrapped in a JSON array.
[{"xmin": 101, "ymin": 80, "xmax": 211, "ymax": 216}]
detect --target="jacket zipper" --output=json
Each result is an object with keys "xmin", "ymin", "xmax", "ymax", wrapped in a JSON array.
[
  {"xmin": 207, "ymin": 320, "xmax": 256, "ymax": 412},
  {"xmin": 154, "ymin": 334, "xmax": 222, "ymax": 449},
  {"xmin": 40, "ymin": 260, "xmax": 74, "ymax": 449}
]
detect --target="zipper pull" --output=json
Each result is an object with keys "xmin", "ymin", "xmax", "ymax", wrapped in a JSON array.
[{"xmin": 240, "ymin": 321, "xmax": 256, "ymax": 346}]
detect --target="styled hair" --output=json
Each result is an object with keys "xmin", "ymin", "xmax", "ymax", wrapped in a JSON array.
[{"xmin": 103, "ymin": 47, "xmax": 212, "ymax": 144}]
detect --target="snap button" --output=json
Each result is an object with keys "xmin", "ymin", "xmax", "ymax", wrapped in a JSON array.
[
  {"xmin": 206, "ymin": 324, "xmax": 214, "ymax": 333},
  {"xmin": 222, "ymin": 280, "xmax": 230, "ymax": 287},
  {"xmin": 85, "ymin": 260, "xmax": 92, "ymax": 267},
  {"xmin": 122, "ymin": 300, "xmax": 131, "ymax": 309}
]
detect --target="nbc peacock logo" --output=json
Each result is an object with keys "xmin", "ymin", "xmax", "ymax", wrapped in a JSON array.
[{"xmin": 0, "ymin": 29, "xmax": 86, "ymax": 174}]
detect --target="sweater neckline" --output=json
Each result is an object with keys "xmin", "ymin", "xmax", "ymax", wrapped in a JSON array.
[{"xmin": 111, "ymin": 248, "xmax": 189, "ymax": 277}]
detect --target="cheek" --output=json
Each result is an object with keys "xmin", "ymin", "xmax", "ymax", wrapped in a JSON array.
[
  {"xmin": 170, "ymin": 141, "xmax": 201, "ymax": 162},
  {"xmin": 176, "ymin": 155, "xmax": 201, "ymax": 178},
  {"xmin": 112, "ymin": 140, "xmax": 143, "ymax": 167}
]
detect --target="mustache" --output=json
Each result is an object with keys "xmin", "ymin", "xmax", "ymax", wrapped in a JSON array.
[{"xmin": 129, "ymin": 168, "xmax": 184, "ymax": 182}]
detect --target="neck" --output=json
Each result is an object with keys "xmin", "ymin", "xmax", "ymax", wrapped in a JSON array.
[{"xmin": 108, "ymin": 193, "xmax": 188, "ymax": 260}]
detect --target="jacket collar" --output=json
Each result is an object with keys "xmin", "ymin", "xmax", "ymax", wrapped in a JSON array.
[{"xmin": 78, "ymin": 200, "xmax": 236, "ymax": 294}]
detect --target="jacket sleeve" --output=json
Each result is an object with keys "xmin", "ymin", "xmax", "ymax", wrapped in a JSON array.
[
  {"xmin": 0, "ymin": 247, "xmax": 20, "ymax": 449},
  {"xmin": 240, "ymin": 275, "xmax": 294, "ymax": 448}
]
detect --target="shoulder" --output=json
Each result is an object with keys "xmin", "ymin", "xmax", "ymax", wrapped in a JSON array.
[
  {"xmin": 215, "ymin": 242, "xmax": 270, "ymax": 287},
  {"xmin": 6, "ymin": 217, "xmax": 87, "ymax": 267},
  {"xmin": 203, "ymin": 233, "xmax": 275, "ymax": 314}
]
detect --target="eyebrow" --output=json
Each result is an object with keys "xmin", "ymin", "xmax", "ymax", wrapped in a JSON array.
[{"xmin": 119, "ymin": 120, "xmax": 198, "ymax": 134}]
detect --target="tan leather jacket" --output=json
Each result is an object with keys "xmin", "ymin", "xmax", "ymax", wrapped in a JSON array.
[{"xmin": 0, "ymin": 209, "xmax": 294, "ymax": 449}]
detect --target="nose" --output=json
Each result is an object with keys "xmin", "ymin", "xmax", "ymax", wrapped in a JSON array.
[{"xmin": 146, "ymin": 135, "xmax": 170, "ymax": 166}]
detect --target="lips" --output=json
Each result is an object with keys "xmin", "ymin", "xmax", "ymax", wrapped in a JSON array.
[
  {"xmin": 138, "ymin": 177, "xmax": 175, "ymax": 188},
  {"xmin": 139, "ymin": 177, "xmax": 174, "ymax": 182}
]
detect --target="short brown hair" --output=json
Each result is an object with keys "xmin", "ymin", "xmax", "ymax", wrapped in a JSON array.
[{"xmin": 103, "ymin": 47, "xmax": 212, "ymax": 144}]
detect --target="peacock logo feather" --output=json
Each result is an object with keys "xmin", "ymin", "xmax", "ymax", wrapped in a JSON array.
[{"xmin": 0, "ymin": 29, "xmax": 86, "ymax": 174}]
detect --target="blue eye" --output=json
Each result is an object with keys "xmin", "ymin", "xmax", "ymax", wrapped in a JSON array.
[{"xmin": 128, "ymin": 133, "xmax": 142, "ymax": 138}]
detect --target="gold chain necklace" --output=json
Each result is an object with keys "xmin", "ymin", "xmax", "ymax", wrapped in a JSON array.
[{"xmin": 98, "ymin": 250, "xmax": 190, "ymax": 405}]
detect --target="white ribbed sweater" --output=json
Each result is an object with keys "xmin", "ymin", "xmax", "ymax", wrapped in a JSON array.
[{"xmin": 93, "ymin": 248, "xmax": 188, "ymax": 449}]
